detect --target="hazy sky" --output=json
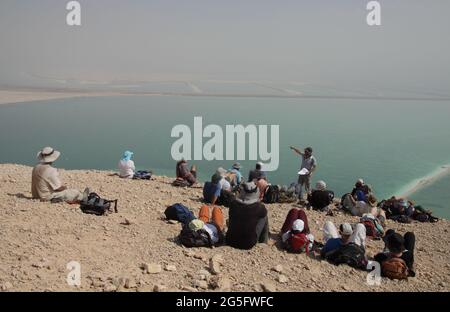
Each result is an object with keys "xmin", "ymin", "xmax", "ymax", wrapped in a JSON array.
[{"xmin": 1, "ymin": 0, "xmax": 449, "ymax": 91}]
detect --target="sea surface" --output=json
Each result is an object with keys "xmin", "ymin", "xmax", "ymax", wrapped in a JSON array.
[{"xmin": 0, "ymin": 95, "xmax": 449, "ymax": 217}]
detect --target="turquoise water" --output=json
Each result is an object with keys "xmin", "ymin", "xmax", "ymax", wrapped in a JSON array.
[{"xmin": 0, "ymin": 95, "xmax": 449, "ymax": 217}]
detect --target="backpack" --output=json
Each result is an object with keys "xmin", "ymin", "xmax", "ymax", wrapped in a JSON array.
[
  {"xmin": 382, "ymin": 257, "xmax": 409, "ymax": 280},
  {"xmin": 325, "ymin": 243, "xmax": 368, "ymax": 270},
  {"xmin": 79, "ymin": 193, "xmax": 118, "ymax": 216},
  {"xmin": 133, "ymin": 170, "xmax": 152, "ymax": 180},
  {"xmin": 164, "ymin": 203, "xmax": 196, "ymax": 225},
  {"xmin": 225, "ymin": 171, "xmax": 237, "ymax": 186},
  {"xmin": 263, "ymin": 185, "xmax": 280, "ymax": 204},
  {"xmin": 360, "ymin": 217, "xmax": 384, "ymax": 239},
  {"xmin": 340, "ymin": 193, "xmax": 353, "ymax": 213},
  {"xmin": 179, "ymin": 225, "xmax": 212, "ymax": 248},
  {"xmin": 286, "ymin": 232, "xmax": 310, "ymax": 254},
  {"xmin": 172, "ymin": 178, "xmax": 190, "ymax": 187}
]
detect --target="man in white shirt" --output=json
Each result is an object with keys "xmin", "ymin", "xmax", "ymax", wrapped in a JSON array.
[
  {"xmin": 31, "ymin": 147, "xmax": 88, "ymax": 203},
  {"xmin": 290, "ymin": 146, "xmax": 317, "ymax": 202}
]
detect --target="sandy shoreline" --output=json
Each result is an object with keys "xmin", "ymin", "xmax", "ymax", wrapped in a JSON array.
[
  {"xmin": 397, "ymin": 165, "xmax": 450, "ymax": 198},
  {"xmin": 0, "ymin": 163, "xmax": 449, "ymax": 292},
  {"xmin": 0, "ymin": 90, "xmax": 127, "ymax": 105}
]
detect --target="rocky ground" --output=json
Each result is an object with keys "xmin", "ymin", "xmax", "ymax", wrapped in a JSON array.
[{"xmin": 0, "ymin": 164, "xmax": 449, "ymax": 292}]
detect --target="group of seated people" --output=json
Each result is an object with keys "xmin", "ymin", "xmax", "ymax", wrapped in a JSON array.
[
  {"xmin": 181, "ymin": 190, "xmax": 416, "ymax": 279},
  {"xmin": 30, "ymin": 146, "xmax": 425, "ymax": 280}
]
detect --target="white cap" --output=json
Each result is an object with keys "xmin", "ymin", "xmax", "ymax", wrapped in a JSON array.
[
  {"xmin": 292, "ymin": 219, "xmax": 305, "ymax": 232},
  {"xmin": 340, "ymin": 223, "xmax": 353, "ymax": 236}
]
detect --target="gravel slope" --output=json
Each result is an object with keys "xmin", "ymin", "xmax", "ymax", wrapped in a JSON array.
[{"xmin": 0, "ymin": 164, "xmax": 449, "ymax": 292}]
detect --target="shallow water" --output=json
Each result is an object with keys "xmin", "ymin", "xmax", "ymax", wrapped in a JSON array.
[{"xmin": 0, "ymin": 95, "xmax": 449, "ymax": 217}]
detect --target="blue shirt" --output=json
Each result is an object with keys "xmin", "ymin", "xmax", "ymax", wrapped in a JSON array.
[
  {"xmin": 321, "ymin": 238, "xmax": 343, "ymax": 255},
  {"xmin": 355, "ymin": 190, "xmax": 367, "ymax": 202},
  {"xmin": 203, "ymin": 181, "xmax": 222, "ymax": 203}
]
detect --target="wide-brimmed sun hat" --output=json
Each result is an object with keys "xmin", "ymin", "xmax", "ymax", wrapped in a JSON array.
[
  {"xmin": 237, "ymin": 182, "xmax": 260, "ymax": 205},
  {"xmin": 232, "ymin": 162, "xmax": 241, "ymax": 170},
  {"xmin": 37, "ymin": 147, "xmax": 61, "ymax": 163}
]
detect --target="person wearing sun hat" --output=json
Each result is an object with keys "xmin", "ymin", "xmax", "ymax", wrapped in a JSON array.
[
  {"xmin": 226, "ymin": 182, "xmax": 269, "ymax": 250},
  {"xmin": 227, "ymin": 162, "xmax": 243, "ymax": 186},
  {"xmin": 31, "ymin": 147, "xmax": 89, "ymax": 203},
  {"xmin": 374, "ymin": 230, "xmax": 416, "ymax": 277}
]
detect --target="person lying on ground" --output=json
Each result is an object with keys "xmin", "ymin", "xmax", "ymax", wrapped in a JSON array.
[
  {"xmin": 374, "ymin": 229, "xmax": 416, "ymax": 278},
  {"xmin": 320, "ymin": 221, "xmax": 367, "ymax": 257},
  {"xmin": 174, "ymin": 159, "xmax": 197, "ymax": 186},
  {"xmin": 226, "ymin": 182, "xmax": 269, "ymax": 250},
  {"xmin": 307, "ymin": 180, "xmax": 334, "ymax": 211},
  {"xmin": 248, "ymin": 162, "xmax": 267, "ymax": 182},
  {"xmin": 179, "ymin": 205, "xmax": 225, "ymax": 247},
  {"xmin": 32, "ymin": 147, "xmax": 89, "ymax": 204},
  {"xmin": 290, "ymin": 146, "xmax": 317, "ymax": 203},
  {"xmin": 380, "ymin": 197, "xmax": 438, "ymax": 223}
]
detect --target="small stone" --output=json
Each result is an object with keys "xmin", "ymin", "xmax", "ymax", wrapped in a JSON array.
[
  {"xmin": 165, "ymin": 264, "xmax": 177, "ymax": 272},
  {"xmin": 261, "ymin": 282, "xmax": 276, "ymax": 292},
  {"xmin": 124, "ymin": 278, "xmax": 137, "ymax": 289},
  {"xmin": 104, "ymin": 284, "xmax": 117, "ymax": 292},
  {"xmin": 168, "ymin": 220, "xmax": 178, "ymax": 225},
  {"xmin": 210, "ymin": 276, "xmax": 232, "ymax": 291},
  {"xmin": 141, "ymin": 263, "xmax": 162, "ymax": 274},
  {"xmin": 196, "ymin": 269, "xmax": 211, "ymax": 280},
  {"xmin": 438, "ymin": 282, "xmax": 446, "ymax": 287},
  {"xmin": 277, "ymin": 275, "xmax": 288, "ymax": 284},
  {"xmin": 272, "ymin": 265, "xmax": 283, "ymax": 273},
  {"xmin": 182, "ymin": 286, "xmax": 198, "ymax": 292},
  {"xmin": 183, "ymin": 250, "xmax": 195, "ymax": 257},
  {"xmin": 193, "ymin": 280, "xmax": 209, "ymax": 289},
  {"xmin": 112, "ymin": 277, "xmax": 126, "ymax": 288},
  {"xmin": 342, "ymin": 285, "xmax": 351, "ymax": 291},
  {"xmin": 209, "ymin": 254, "xmax": 223, "ymax": 275},
  {"xmin": 1, "ymin": 282, "xmax": 13, "ymax": 291},
  {"xmin": 153, "ymin": 284, "xmax": 167, "ymax": 292}
]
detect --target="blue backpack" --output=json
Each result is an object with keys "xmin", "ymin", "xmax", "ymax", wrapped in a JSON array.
[{"xmin": 164, "ymin": 203, "xmax": 195, "ymax": 225}]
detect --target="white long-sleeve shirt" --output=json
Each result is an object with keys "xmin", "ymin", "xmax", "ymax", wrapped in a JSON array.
[{"xmin": 118, "ymin": 159, "xmax": 135, "ymax": 178}]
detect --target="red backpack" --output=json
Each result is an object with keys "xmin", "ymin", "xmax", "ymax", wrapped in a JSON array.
[{"xmin": 286, "ymin": 232, "xmax": 310, "ymax": 254}]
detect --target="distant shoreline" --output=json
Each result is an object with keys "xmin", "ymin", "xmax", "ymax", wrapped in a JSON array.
[
  {"xmin": 1, "ymin": 86, "xmax": 450, "ymax": 105},
  {"xmin": 396, "ymin": 164, "xmax": 450, "ymax": 199},
  {"xmin": 0, "ymin": 89, "xmax": 129, "ymax": 105}
]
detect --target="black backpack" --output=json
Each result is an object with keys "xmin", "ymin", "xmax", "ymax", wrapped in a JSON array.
[
  {"xmin": 133, "ymin": 170, "xmax": 152, "ymax": 180},
  {"xmin": 164, "ymin": 203, "xmax": 196, "ymax": 225},
  {"xmin": 263, "ymin": 185, "xmax": 280, "ymax": 204},
  {"xmin": 179, "ymin": 225, "xmax": 212, "ymax": 248},
  {"xmin": 80, "ymin": 193, "xmax": 118, "ymax": 216},
  {"xmin": 325, "ymin": 243, "xmax": 368, "ymax": 270}
]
